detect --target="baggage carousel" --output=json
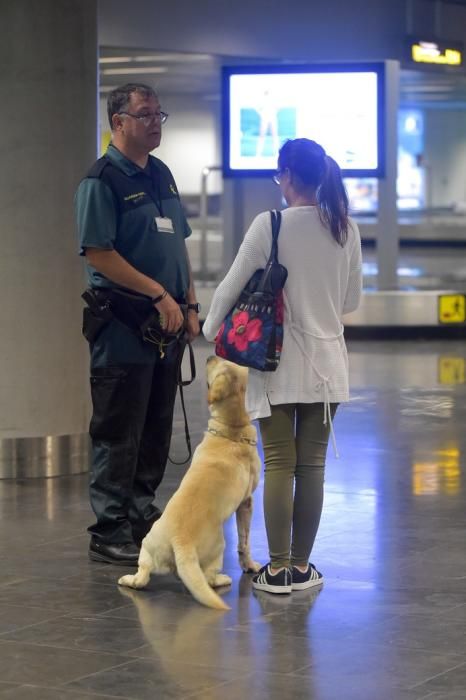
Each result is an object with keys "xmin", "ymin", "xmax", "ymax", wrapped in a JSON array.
[{"xmin": 196, "ymin": 285, "xmax": 466, "ymax": 339}]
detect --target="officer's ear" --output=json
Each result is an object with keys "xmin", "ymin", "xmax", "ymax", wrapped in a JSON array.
[{"xmin": 112, "ymin": 113, "xmax": 124, "ymax": 132}]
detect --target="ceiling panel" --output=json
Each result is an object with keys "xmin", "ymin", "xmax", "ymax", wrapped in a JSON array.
[{"xmin": 99, "ymin": 47, "xmax": 466, "ymax": 107}]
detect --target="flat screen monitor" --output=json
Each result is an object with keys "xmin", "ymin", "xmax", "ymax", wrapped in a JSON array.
[{"xmin": 222, "ymin": 62, "xmax": 385, "ymax": 179}]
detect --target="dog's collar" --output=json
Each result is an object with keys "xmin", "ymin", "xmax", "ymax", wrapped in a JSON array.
[{"xmin": 207, "ymin": 426, "xmax": 257, "ymax": 446}]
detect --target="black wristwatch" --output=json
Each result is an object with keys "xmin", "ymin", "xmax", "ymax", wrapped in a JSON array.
[{"xmin": 187, "ymin": 302, "xmax": 201, "ymax": 313}]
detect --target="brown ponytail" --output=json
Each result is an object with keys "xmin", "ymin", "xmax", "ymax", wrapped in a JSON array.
[
  {"xmin": 317, "ymin": 156, "xmax": 349, "ymax": 247},
  {"xmin": 277, "ymin": 139, "xmax": 349, "ymax": 247}
]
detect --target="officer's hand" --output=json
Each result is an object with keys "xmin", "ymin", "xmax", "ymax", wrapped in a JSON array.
[
  {"xmin": 186, "ymin": 309, "xmax": 201, "ymax": 342},
  {"xmin": 155, "ymin": 294, "xmax": 184, "ymax": 333}
]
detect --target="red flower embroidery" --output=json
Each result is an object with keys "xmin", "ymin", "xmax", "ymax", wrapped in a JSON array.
[{"xmin": 227, "ymin": 311, "xmax": 262, "ymax": 352}]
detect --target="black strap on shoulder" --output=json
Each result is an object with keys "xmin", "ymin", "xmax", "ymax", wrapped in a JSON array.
[
  {"xmin": 269, "ymin": 209, "xmax": 282, "ymax": 264},
  {"xmin": 85, "ymin": 155, "xmax": 122, "ymax": 225},
  {"xmin": 255, "ymin": 210, "xmax": 284, "ymax": 295},
  {"xmin": 86, "ymin": 154, "xmax": 112, "ymax": 179}
]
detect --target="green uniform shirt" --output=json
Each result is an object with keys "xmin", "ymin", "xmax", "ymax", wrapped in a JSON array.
[
  {"xmin": 75, "ymin": 144, "xmax": 192, "ymax": 365},
  {"xmin": 75, "ymin": 143, "xmax": 191, "ymax": 300}
]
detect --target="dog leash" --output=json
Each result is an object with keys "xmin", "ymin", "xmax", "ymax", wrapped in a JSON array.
[{"xmin": 168, "ymin": 333, "xmax": 196, "ymax": 465}]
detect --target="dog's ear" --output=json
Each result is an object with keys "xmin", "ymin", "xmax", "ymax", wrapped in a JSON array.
[{"xmin": 207, "ymin": 373, "xmax": 232, "ymax": 404}]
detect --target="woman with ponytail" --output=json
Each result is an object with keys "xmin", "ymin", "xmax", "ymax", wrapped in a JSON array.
[{"xmin": 203, "ymin": 138, "xmax": 362, "ymax": 595}]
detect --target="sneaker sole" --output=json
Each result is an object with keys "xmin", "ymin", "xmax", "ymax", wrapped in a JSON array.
[
  {"xmin": 291, "ymin": 577, "xmax": 324, "ymax": 591},
  {"xmin": 252, "ymin": 582, "xmax": 292, "ymax": 594},
  {"xmin": 88, "ymin": 551, "xmax": 138, "ymax": 567}
]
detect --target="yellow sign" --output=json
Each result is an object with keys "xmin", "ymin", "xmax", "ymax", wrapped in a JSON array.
[
  {"xmin": 438, "ymin": 294, "xmax": 466, "ymax": 324},
  {"xmin": 412, "ymin": 42, "xmax": 462, "ymax": 66},
  {"xmin": 438, "ymin": 357, "xmax": 465, "ymax": 385},
  {"xmin": 100, "ymin": 129, "xmax": 112, "ymax": 156}
]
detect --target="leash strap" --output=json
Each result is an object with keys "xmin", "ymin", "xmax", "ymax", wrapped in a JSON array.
[{"xmin": 168, "ymin": 334, "xmax": 196, "ymax": 465}]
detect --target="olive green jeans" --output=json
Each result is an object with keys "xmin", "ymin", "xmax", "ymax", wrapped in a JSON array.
[{"xmin": 258, "ymin": 402, "xmax": 338, "ymax": 570}]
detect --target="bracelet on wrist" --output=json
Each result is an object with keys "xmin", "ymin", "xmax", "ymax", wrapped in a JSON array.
[{"xmin": 151, "ymin": 290, "xmax": 168, "ymax": 304}]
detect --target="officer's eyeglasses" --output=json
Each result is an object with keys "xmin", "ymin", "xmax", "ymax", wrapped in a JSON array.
[
  {"xmin": 118, "ymin": 111, "xmax": 169, "ymax": 126},
  {"xmin": 272, "ymin": 170, "xmax": 283, "ymax": 185}
]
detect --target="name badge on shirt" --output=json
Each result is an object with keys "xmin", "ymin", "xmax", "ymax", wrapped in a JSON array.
[{"xmin": 154, "ymin": 217, "xmax": 174, "ymax": 234}]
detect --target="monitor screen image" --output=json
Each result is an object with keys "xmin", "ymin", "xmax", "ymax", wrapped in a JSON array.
[{"xmin": 222, "ymin": 63, "xmax": 385, "ymax": 179}]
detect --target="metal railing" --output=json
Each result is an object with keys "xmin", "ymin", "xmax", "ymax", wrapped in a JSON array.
[{"xmin": 199, "ymin": 165, "xmax": 222, "ymax": 280}]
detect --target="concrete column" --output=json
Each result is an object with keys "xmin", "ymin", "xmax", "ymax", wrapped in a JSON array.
[{"xmin": 0, "ymin": 0, "xmax": 98, "ymax": 476}]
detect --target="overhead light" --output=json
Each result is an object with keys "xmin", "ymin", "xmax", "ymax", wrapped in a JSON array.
[
  {"xmin": 133, "ymin": 53, "xmax": 213, "ymax": 62},
  {"xmin": 98, "ymin": 53, "xmax": 214, "ymax": 65},
  {"xmin": 101, "ymin": 67, "xmax": 168, "ymax": 75},
  {"xmin": 99, "ymin": 57, "xmax": 133, "ymax": 63}
]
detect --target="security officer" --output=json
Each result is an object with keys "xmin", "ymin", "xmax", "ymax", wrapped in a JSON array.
[{"xmin": 75, "ymin": 83, "xmax": 201, "ymax": 566}]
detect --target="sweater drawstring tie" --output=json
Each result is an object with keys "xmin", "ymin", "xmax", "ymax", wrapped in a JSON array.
[{"xmin": 288, "ymin": 317, "xmax": 342, "ymax": 459}]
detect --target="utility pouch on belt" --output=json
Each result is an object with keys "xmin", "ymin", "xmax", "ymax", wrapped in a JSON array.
[
  {"xmin": 81, "ymin": 287, "xmax": 185, "ymax": 358},
  {"xmin": 81, "ymin": 289, "xmax": 113, "ymax": 344},
  {"xmin": 139, "ymin": 307, "xmax": 187, "ymax": 358}
]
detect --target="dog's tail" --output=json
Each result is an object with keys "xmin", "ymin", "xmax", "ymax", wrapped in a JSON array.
[{"xmin": 174, "ymin": 544, "xmax": 229, "ymax": 611}]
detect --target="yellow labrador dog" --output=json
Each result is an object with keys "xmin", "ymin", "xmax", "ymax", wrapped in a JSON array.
[{"xmin": 118, "ymin": 356, "xmax": 261, "ymax": 610}]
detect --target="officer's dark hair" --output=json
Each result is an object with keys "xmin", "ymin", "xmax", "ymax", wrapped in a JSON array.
[
  {"xmin": 278, "ymin": 138, "xmax": 349, "ymax": 247},
  {"xmin": 107, "ymin": 83, "xmax": 158, "ymax": 129}
]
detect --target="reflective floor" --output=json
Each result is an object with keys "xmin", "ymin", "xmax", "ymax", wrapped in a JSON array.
[{"xmin": 0, "ymin": 337, "xmax": 466, "ymax": 699}]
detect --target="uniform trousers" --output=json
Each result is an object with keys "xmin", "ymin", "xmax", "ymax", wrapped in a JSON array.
[{"xmin": 88, "ymin": 323, "xmax": 180, "ymax": 545}]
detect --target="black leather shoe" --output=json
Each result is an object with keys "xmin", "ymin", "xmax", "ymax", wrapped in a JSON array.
[{"xmin": 88, "ymin": 540, "xmax": 140, "ymax": 566}]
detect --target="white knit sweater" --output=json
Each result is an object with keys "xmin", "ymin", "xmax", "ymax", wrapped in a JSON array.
[{"xmin": 203, "ymin": 206, "xmax": 363, "ymax": 421}]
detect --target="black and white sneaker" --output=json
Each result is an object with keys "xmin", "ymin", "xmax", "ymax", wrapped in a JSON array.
[
  {"xmin": 291, "ymin": 563, "xmax": 323, "ymax": 590},
  {"xmin": 252, "ymin": 564, "xmax": 292, "ymax": 594}
]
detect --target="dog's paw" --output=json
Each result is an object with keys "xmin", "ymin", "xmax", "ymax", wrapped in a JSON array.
[
  {"xmin": 211, "ymin": 573, "xmax": 232, "ymax": 588},
  {"xmin": 118, "ymin": 574, "xmax": 136, "ymax": 587},
  {"xmin": 240, "ymin": 559, "xmax": 262, "ymax": 574}
]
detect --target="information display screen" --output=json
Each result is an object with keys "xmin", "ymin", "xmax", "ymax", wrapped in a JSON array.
[{"xmin": 222, "ymin": 63, "xmax": 385, "ymax": 178}]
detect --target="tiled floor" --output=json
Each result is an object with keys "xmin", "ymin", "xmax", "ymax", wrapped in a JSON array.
[{"xmin": 1, "ymin": 337, "xmax": 466, "ymax": 699}]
